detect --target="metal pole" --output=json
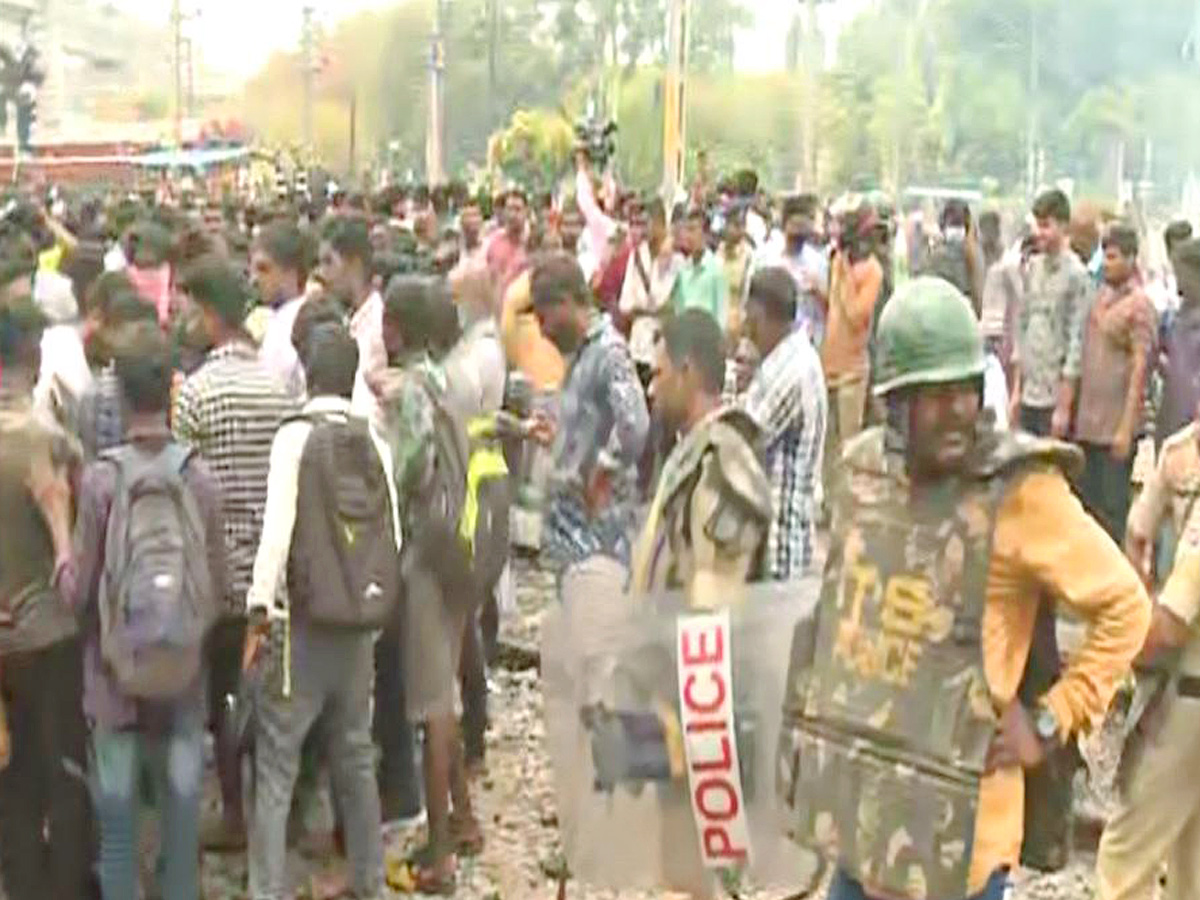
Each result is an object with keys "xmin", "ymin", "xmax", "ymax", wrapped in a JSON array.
[
  {"xmin": 487, "ymin": 0, "xmax": 498, "ymax": 128},
  {"xmin": 349, "ymin": 88, "xmax": 357, "ymax": 176},
  {"xmin": 800, "ymin": 0, "xmax": 817, "ymax": 190},
  {"xmin": 301, "ymin": 5, "xmax": 314, "ymax": 151},
  {"xmin": 172, "ymin": 0, "xmax": 182, "ymax": 146},
  {"xmin": 1026, "ymin": 1, "xmax": 1038, "ymax": 201},
  {"xmin": 662, "ymin": 0, "xmax": 689, "ymax": 206},
  {"xmin": 426, "ymin": 0, "xmax": 445, "ymax": 185},
  {"xmin": 891, "ymin": 0, "xmax": 907, "ymax": 195},
  {"xmin": 185, "ymin": 37, "xmax": 195, "ymax": 119}
]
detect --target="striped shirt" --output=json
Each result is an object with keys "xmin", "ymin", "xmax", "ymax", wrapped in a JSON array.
[
  {"xmin": 173, "ymin": 339, "xmax": 297, "ymax": 616},
  {"xmin": 77, "ymin": 364, "xmax": 124, "ymax": 460},
  {"xmin": 738, "ymin": 327, "xmax": 827, "ymax": 579}
]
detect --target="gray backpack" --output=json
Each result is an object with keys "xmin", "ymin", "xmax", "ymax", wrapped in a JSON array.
[
  {"xmin": 410, "ymin": 375, "xmax": 476, "ymax": 613},
  {"xmin": 99, "ymin": 444, "xmax": 215, "ymax": 699}
]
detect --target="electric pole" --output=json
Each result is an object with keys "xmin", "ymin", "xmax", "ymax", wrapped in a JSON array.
[
  {"xmin": 1185, "ymin": 0, "xmax": 1200, "ymax": 220},
  {"xmin": 426, "ymin": 0, "xmax": 446, "ymax": 185},
  {"xmin": 1026, "ymin": 1, "xmax": 1039, "ymax": 202},
  {"xmin": 172, "ymin": 0, "xmax": 183, "ymax": 146},
  {"xmin": 799, "ymin": 0, "xmax": 818, "ymax": 191},
  {"xmin": 662, "ymin": 0, "xmax": 689, "ymax": 206},
  {"xmin": 184, "ymin": 36, "xmax": 195, "ymax": 119},
  {"xmin": 487, "ymin": 0, "xmax": 498, "ymax": 129},
  {"xmin": 301, "ymin": 5, "xmax": 315, "ymax": 152}
]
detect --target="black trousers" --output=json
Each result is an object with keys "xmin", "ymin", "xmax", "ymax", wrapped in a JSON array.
[
  {"xmin": 373, "ymin": 622, "xmax": 421, "ymax": 819},
  {"xmin": 0, "ymin": 636, "xmax": 93, "ymax": 900},
  {"xmin": 1019, "ymin": 404, "xmax": 1054, "ymax": 437},
  {"xmin": 1078, "ymin": 442, "xmax": 1134, "ymax": 544},
  {"xmin": 459, "ymin": 583, "xmax": 501, "ymax": 765},
  {"xmin": 208, "ymin": 616, "xmax": 247, "ymax": 824}
]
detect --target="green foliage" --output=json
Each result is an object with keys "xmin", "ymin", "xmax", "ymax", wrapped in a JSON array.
[
  {"xmin": 487, "ymin": 108, "xmax": 576, "ymax": 193},
  {"xmin": 241, "ymin": 0, "xmax": 756, "ymax": 181},
  {"xmin": 238, "ymin": 0, "xmax": 1200, "ymax": 204},
  {"xmin": 854, "ymin": 0, "xmax": 1200, "ymax": 199}
]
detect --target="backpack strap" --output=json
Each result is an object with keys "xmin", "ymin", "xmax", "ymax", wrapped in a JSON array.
[
  {"xmin": 98, "ymin": 446, "xmax": 136, "ymax": 515},
  {"xmin": 282, "ymin": 410, "xmax": 320, "ymax": 428},
  {"xmin": 102, "ymin": 441, "xmax": 195, "ymax": 479},
  {"xmin": 161, "ymin": 442, "xmax": 195, "ymax": 477}
]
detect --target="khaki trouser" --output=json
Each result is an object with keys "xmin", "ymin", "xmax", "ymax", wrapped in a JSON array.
[
  {"xmin": 823, "ymin": 375, "xmax": 867, "ymax": 496},
  {"xmin": 1096, "ymin": 678, "xmax": 1200, "ymax": 900}
]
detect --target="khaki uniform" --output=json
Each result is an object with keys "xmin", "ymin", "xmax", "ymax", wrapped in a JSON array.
[
  {"xmin": 630, "ymin": 405, "xmax": 771, "ymax": 606},
  {"xmin": 628, "ymin": 404, "xmax": 771, "ymax": 898},
  {"xmin": 1097, "ymin": 489, "xmax": 1200, "ymax": 900},
  {"xmin": 1127, "ymin": 422, "xmax": 1200, "ymax": 551}
]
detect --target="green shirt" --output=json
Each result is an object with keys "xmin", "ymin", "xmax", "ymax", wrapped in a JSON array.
[
  {"xmin": 672, "ymin": 249, "xmax": 728, "ymax": 329},
  {"xmin": 378, "ymin": 354, "xmax": 441, "ymax": 510}
]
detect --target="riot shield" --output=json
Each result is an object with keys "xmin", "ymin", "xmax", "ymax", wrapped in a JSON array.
[{"xmin": 542, "ymin": 556, "xmax": 822, "ymax": 895}]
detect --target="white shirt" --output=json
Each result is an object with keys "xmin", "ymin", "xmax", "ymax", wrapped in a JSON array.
[
  {"xmin": 103, "ymin": 243, "xmax": 127, "ymax": 273},
  {"xmin": 745, "ymin": 208, "xmax": 769, "ymax": 247},
  {"xmin": 349, "ymin": 290, "xmax": 387, "ymax": 423},
  {"xmin": 443, "ymin": 317, "xmax": 506, "ymax": 422},
  {"xmin": 576, "ymin": 168, "xmax": 618, "ymax": 274},
  {"xmin": 34, "ymin": 326, "xmax": 92, "ymax": 424},
  {"xmin": 752, "ymin": 237, "xmax": 830, "ymax": 339},
  {"xmin": 619, "ymin": 241, "xmax": 683, "ymax": 366},
  {"xmin": 245, "ymin": 395, "xmax": 399, "ymax": 619},
  {"xmin": 259, "ymin": 295, "xmax": 307, "ymax": 401},
  {"xmin": 577, "ymin": 240, "xmax": 600, "ymax": 285},
  {"xmin": 983, "ymin": 352, "xmax": 1010, "ymax": 431},
  {"xmin": 34, "ymin": 269, "xmax": 78, "ymax": 324}
]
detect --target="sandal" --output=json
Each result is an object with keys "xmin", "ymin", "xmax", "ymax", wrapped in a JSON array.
[{"xmin": 409, "ymin": 858, "xmax": 456, "ymax": 896}]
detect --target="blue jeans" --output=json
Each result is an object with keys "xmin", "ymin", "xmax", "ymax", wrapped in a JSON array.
[
  {"xmin": 91, "ymin": 712, "xmax": 204, "ymax": 900},
  {"xmin": 828, "ymin": 868, "xmax": 1009, "ymax": 900}
]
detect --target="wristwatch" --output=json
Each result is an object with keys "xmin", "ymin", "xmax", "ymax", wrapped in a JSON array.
[{"xmin": 1034, "ymin": 703, "xmax": 1061, "ymax": 747}]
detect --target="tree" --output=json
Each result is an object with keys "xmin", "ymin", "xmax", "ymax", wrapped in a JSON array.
[
  {"xmin": 689, "ymin": 0, "xmax": 752, "ymax": 74},
  {"xmin": 487, "ymin": 108, "xmax": 575, "ymax": 193},
  {"xmin": 236, "ymin": 0, "xmax": 1200, "ymax": 203}
]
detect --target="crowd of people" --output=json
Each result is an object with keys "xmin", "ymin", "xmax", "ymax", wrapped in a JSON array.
[{"xmin": 0, "ymin": 146, "xmax": 1198, "ymax": 900}]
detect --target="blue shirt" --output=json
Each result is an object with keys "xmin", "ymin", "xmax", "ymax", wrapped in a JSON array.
[{"xmin": 542, "ymin": 314, "xmax": 649, "ymax": 573}]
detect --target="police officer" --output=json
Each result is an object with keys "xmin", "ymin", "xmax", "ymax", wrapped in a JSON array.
[
  {"xmin": 630, "ymin": 307, "xmax": 772, "ymax": 604},
  {"xmin": 544, "ymin": 309, "xmax": 773, "ymax": 900},
  {"xmin": 1097, "ymin": 494, "xmax": 1200, "ymax": 900},
  {"xmin": 779, "ymin": 277, "xmax": 1149, "ymax": 900},
  {"xmin": 620, "ymin": 308, "xmax": 773, "ymax": 900}
]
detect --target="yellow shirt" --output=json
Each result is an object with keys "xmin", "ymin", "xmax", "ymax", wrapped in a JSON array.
[
  {"xmin": 499, "ymin": 271, "xmax": 565, "ymax": 392},
  {"xmin": 970, "ymin": 467, "xmax": 1149, "ymax": 891}
]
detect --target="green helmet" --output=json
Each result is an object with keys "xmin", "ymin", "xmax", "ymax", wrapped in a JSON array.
[{"xmin": 872, "ymin": 276, "xmax": 985, "ymax": 396}]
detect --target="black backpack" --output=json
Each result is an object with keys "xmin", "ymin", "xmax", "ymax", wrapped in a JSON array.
[{"xmin": 287, "ymin": 411, "xmax": 401, "ymax": 629}]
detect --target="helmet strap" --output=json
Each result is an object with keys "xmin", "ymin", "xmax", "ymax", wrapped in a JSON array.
[{"xmin": 883, "ymin": 394, "xmax": 911, "ymax": 459}]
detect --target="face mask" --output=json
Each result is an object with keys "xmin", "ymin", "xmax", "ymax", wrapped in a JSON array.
[{"xmin": 945, "ymin": 226, "xmax": 966, "ymax": 243}]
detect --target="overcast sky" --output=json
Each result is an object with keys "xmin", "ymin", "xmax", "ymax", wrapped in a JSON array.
[{"xmin": 110, "ymin": 0, "xmax": 868, "ymax": 81}]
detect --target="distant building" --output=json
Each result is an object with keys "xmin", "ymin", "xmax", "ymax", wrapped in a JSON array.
[{"xmin": 0, "ymin": 0, "xmax": 172, "ymax": 141}]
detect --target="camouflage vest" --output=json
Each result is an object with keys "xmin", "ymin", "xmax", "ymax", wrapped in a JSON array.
[
  {"xmin": 778, "ymin": 423, "xmax": 1078, "ymax": 899},
  {"xmin": 630, "ymin": 405, "xmax": 771, "ymax": 596}
]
